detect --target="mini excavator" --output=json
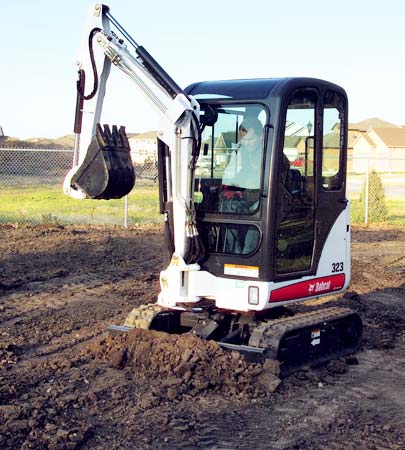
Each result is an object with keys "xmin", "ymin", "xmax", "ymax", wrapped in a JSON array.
[{"xmin": 64, "ymin": 3, "xmax": 362, "ymax": 374}]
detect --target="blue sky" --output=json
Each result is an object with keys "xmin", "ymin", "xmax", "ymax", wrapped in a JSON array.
[{"xmin": 1, "ymin": 0, "xmax": 404, "ymax": 138}]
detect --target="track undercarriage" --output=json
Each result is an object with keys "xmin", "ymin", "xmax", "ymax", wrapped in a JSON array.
[{"xmin": 109, "ymin": 301, "xmax": 363, "ymax": 376}]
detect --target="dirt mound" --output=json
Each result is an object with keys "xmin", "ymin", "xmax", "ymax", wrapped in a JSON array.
[
  {"xmin": 93, "ymin": 329, "xmax": 280, "ymax": 405},
  {"xmin": 0, "ymin": 340, "xmax": 18, "ymax": 371}
]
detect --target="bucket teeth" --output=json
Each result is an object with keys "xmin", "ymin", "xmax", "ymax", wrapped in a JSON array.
[{"xmin": 71, "ymin": 123, "xmax": 135, "ymax": 199}]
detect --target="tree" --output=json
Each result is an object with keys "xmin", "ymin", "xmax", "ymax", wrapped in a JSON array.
[{"xmin": 359, "ymin": 170, "xmax": 388, "ymax": 223}]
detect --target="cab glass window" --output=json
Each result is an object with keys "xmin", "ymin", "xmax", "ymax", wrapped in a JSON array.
[
  {"xmin": 276, "ymin": 91, "xmax": 316, "ymax": 274},
  {"xmin": 194, "ymin": 104, "xmax": 267, "ymax": 215},
  {"xmin": 200, "ymin": 222, "xmax": 260, "ymax": 255},
  {"xmin": 322, "ymin": 91, "xmax": 345, "ymax": 190}
]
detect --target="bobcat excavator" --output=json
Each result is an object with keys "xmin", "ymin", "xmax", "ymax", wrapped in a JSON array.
[{"xmin": 64, "ymin": 3, "xmax": 362, "ymax": 374}]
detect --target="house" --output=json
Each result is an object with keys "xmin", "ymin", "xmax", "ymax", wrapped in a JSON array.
[
  {"xmin": 348, "ymin": 118, "xmax": 397, "ymax": 151},
  {"xmin": 351, "ymin": 126, "xmax": 405, "ymax": 172},
  {"xmin": 283, "ymin": 136, "xmax": 306, "ymax": 162},
  {"xmin": 128, "ymin": 131, "xmax": 157, "ymax": 164},
  {"xmin": 199, "ymin": 131, "xmax": 240, "ymax": 171},
  {"xmin": 347, "ymin": 118, "xmax": 396, "ymax": 171}
]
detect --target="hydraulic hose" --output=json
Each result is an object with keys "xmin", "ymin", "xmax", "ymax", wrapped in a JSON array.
[{"xmin": 83, "ymin": 27, "xmax": 102, "ymax": 100}]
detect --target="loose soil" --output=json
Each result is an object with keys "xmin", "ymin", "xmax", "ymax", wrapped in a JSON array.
[{"xmin": 0, "ymin": 224, "xmax": 404, "ymax": 450}]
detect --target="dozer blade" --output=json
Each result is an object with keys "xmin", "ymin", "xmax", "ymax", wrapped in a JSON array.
[
  {"xmin": 71, "ymin": 124, "xmax": 135, "ymax": 199},
  {"xmin": 249, "ymin": 307, "xmax": 363, "ymax": 376}
]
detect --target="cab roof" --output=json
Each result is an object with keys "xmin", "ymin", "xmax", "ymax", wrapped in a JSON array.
[
  {"xmin": 185, "ymin": 78, "xmax": 285, "ymax": 101},
  {"xmin": 185, "ymin": 77, "xmax": 346, "ymax": 102}
]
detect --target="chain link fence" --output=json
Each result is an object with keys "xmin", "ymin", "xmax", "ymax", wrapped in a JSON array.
[
  {"xmin": 0, "ymin": 147, "xmax": 404, "ymax": 226},
  {"xmin": 0, "ymin": 147, "xmax": 161, "ymax": 226},
  {"xmin": 347, "ymin": 157, "xmax": 405, "ymax": 226}
]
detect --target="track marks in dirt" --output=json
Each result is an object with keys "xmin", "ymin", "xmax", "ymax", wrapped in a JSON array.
[
  {"xmin": 0, "ymin": 274, "xmax": 107, "ymax": 324},
  {"xmin": 1, "ymin": 224, "xmax": 405, "ymax": 450},
  {"xmin": 283, "ymin": 347, "xmax": 405, "ymax": 450},
  {"xmin": 1, "ymin": 284, "xmax": 157, "ymax": 362},
  {"xmin": 173, "ymin": 345, "xmax": 405, "ymax": 450}
]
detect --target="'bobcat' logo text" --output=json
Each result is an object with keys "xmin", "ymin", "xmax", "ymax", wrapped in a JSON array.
[{"xmin": 308, "ymin": 280, "xmax": 331, "ymax": 295}]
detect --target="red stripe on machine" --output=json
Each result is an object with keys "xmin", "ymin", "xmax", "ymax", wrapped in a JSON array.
[{"xmin": 269, "ymin": 274, "xmax": 346, "ymax": 303}]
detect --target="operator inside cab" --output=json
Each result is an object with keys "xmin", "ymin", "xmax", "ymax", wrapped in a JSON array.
[
  {"xmin": 193, "ymin": 105, "xmax": 266, "ymax": 256},
  {"xmin": 221, "ymin": 117, "xmax": 263, "ymax": 214}
]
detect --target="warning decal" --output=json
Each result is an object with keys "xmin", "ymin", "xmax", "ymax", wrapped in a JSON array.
[{"xmin": 224, "ymin": 264, "xmax": 259, "ymax": 278}]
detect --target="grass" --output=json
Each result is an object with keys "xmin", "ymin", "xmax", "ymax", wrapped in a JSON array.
[
  {"xmin": 350, "ymin": 199, "xmax": 405, "ymax": 226},
  {"xmin": 1, "ymin": 182, "xmax": 404, "ymax": 226},
  {"xmin": 0, "ymin": 183, "xmax": 162, "ymax": 226}
]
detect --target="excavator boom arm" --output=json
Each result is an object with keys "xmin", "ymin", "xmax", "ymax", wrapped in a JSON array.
[{"xmin": 63, "ymin": 3, "xmax": 203, "ymax": 265}]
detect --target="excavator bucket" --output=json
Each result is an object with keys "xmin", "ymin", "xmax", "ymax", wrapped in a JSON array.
[{"xmin": 70, "ymin": 124, "xmax": 135, "ymax": 199}]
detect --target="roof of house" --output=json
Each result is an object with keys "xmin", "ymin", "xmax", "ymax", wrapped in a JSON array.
[
  {"xmin": 285, "ymin": 120, "xmax": 307, "ymax": 136},
  {"xmin": 360, "ymin": 134, "xmax": 376, "ymax": 147},
  {"xmin": 323, "ymin": 133, "xmax": 340, "ymax": 148},
  {"xmin": 348, "ymin": 130, "xmax": 361, "ymax": 148},
  {"xmin": 216, "ymin": 131, "xmax": 238, "ymax": 149},
  {"xmin": 372, "ymin": 127, "xmax": 405, "ymax": 147},
  {"xmin": 284, "ymin": 136, "xmax": 303, "ymax": 148},
  {"xmin": 349, "ymin": 117, "xmax": 397, "ymax": 131}
]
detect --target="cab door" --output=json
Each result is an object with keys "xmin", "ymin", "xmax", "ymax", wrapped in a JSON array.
[
  {"xmin": 274, "ymin": 87, "xmax": 348, "ymax": 280},
  {"xmin": 312, "ymin": 89, "xmax": 348, "ymax": 274},
  {"xmin": 275, "ymin": 89, "xmax": 317, "ymax": 277}
]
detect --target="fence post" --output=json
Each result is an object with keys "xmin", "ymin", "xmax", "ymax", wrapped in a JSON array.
[
  {"xmin": 365, "ymin": 158, "xmax": 370, "ymax": 225},
  {"xmin": 124, "ymin": 195, "xmax": 128, "ymax": 228}
]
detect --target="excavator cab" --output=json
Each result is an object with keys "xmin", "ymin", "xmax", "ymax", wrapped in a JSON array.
[
  {"xmin": 154, "ymin": 79, "xmax": 361, "ymax": 370},
  {"xmin": 158, "ymin": 78, "xmax": 350, "ymax": 300}
]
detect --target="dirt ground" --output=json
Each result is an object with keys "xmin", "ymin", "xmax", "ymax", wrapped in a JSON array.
[{"xmin": 0, "ymin": 223, "xmax": 404, "ymax": 450}]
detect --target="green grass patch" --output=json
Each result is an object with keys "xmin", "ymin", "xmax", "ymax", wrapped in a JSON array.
[
  {"xmin": 0, "ymin": 183, "xmax": 162, "ymax": 225},
  {"xmin": 1, "ymin": 183, "xmax": 404, "ymax": 226},
  {"xmin": 351, "ymin": 199, "xmax": 405, "ymax": 226}
]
